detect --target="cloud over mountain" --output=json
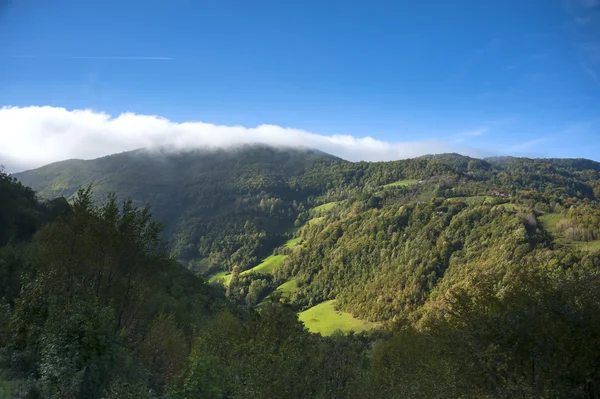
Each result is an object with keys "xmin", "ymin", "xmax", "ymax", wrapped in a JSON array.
[{"xmin": 0, "ymin": 106, "xmax": 475, "ymax": 172}]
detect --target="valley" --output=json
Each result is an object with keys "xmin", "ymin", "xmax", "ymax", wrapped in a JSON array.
[
  {"xmin": 5, "ymin": 146, "xmax": 600, "ymax": 397},
  {"xmin": 3, "ymin": 1, "xmax": 599, "ymax": 395},
  {"xmin": 15, "ymin": 147, "xmax": 600, "ymax": 334},
  {"xmin": 206, "ymin": 199, "xmax": 365, "ymax": 335}
]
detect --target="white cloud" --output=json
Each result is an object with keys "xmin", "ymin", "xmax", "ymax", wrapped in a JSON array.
[{"xmin": 0, "ymin": 106, "xmax": 486, "ymax": 172}]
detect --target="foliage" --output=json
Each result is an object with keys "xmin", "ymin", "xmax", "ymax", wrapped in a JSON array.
[
  {"xmin": 5, "ymin": 148, "xmax": 600, "ymax": 397},
  {"xmin": 0, "ymin": 182, "xmax": 225, "ymax": 398},
  {"xmin": 0, "ymin": 169, "xmax": 70, "ymax": 247},
  {"xmin": 170, "ymin": 304, "xmax": 370, "ymax": 399}
]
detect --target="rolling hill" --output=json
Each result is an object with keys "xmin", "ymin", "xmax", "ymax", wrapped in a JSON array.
[
  {"xmin": 4, "ymin": 147, "xmax": 600, "ymax": 397},
  {"xmin": 14, "ymin": 145, "xmax": 600, "ymax": 322},
  {"xmin": 15, "ymin": 146, "xmax": 344, "ymax": 273}
]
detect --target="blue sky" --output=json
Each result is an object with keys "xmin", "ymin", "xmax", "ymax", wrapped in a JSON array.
[{"xmin": 1, "ymin": 0, "xmax": 599, "ymax": 166}]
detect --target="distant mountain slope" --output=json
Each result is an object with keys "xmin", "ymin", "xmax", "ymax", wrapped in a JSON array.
[
  {"xmin": 13, "ymin": 147, "xmax": 600, "ymax": 276},
  {"xmin": 15, "ymin": 146, "xmax": 348, "ymax": 272},
  {"xmin": 486, "ymin": 156, "xmax": 600, "ymax": 175}
]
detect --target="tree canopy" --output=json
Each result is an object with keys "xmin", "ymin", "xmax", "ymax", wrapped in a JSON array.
[{"xmin": 3, "ymin": 147, "xmax": 600, "ymax": 398}]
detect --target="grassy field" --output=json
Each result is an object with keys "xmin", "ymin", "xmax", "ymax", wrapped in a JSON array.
[
  {"xmin": 207, "ymin": 237, "xmax": 299, "ymax": 287},
  {"xmin": 257, "ymin": 278, "xmax": 299, "ymax": 308},
  {"xmin": 243, "ymin": 254, "xmax": 287, "ymax": 275},
  {"xmin": 284, "ymin": 237, "xmax": 301, "ymax": 248},
  {"xmin": 206, "ymin": 270, "xmax": 232, "ymax": 284},
  {"xmin": 538, "ymin": 213, "xmax": 600, "ymax": 251},
  {"xmin": 313, "ymin": 201, "xmax": 340, "ymax": 214},
  {"xmin": 575, "ymin": 240, "xmax": 600, "ymax": 251},
  {"xmin": 383, "ymin": 179, "xmax": 419, "ymax": 188},
  {"xmin": 276, "ymin": 279, "xmax": 298, "ymax": 296},
  {"xmin": 298, "ymin": 300, "xmax": 378, "ymax": 336},
  {"xmin": 538, "ymin": 213, "xmax": 563, "ymax": 232},
  {"xmin": 207, "ymin": 254, "xmax": 288, "ymax": 285}
]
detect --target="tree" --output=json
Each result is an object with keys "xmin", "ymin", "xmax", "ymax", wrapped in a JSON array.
[
  {"xmin": 245, "ymin": 279, "xmax": 269, "ymax": 306},
  {"xmin": 227, "ymin": 265, "xmax": 240, "ymax": 298}
]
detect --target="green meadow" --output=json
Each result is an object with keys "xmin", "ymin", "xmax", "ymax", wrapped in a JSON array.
[
  {"xmin": 207, "ymin": 270, "xmax": 231, "ymax": 284},
  {"xmin": 276, "ymin": 279, "xmax": 298, "ymax": 296},
  {"xmin": 383, "ymin": 179, "xmax": 419, "ymax": 188},
  {"xmin": 206, "ymin": 254, "xmax": 288, "ymax": 285},
  {"xmin": 284, "ymin": 237, "xmax": 301, "ymax": 248},
  {"xmin": 298, "ymin": 300, "xmax": 378, "ymax": 336},
  {"xmin": 539, "ymin": 213, "xmax": 600, "ymax": 251},
  {"xmin": 0, "ymin": 378, "xmax": 13, "ymax": 398},
  {"xmin": 244, "ymin": 254, "xmax": 287, "ymax": 275},
  {"xmin": 497, "ymin": 202, "xmax": 518, "ymax": 210},
  {"xmin": 538, "ymin": 213, "xmax": 563, "ymax": 232}
]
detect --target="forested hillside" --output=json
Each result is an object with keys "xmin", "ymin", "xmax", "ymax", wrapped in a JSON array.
[
  {"xmin": 16, "ymin": 147, "xmax": 600, "ymax": 273},
  {"xmin": 6, "ymin": 147, "xmax": 600, "ymax": 397},
  {"xmin": 16, "ymin": 146, "xmax": 343, "ymax": 273}
]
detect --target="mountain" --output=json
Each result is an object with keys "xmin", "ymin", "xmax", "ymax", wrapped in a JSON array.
[
  {"xmin": 15, "ymin": 146, "xmax": 346, "ymax": 272},
  {"xmin": 14, "ymin": 146, "xmax": 478, "ymax": 271},
  {"xmin": 14, "ymin": 146, "xmax": 600, "ymax": 317},
  {"xmin": 14, "ymin": 147, "xmax": 600, "ymax": 275},
  {"xmin": 4, "ymin": 148, "xmax": 600, "ymax": 397}
]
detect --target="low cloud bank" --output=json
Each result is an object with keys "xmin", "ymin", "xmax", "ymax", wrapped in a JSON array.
[{"xmin": 1, "ymin": 106, "xmax": 465, "ymax": 172}]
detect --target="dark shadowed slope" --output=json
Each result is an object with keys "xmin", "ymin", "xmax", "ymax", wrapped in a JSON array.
[{"xmin": 15, "ymin": 146, "xmax": 346, "ymax": 272}]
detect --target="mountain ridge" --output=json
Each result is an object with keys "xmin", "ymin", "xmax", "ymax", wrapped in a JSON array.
[
  {"xmin": 3, "ymin": 146, "xmax": 600, "ymax": 396},
  {"xmin": 13, "ymin": 145, "xmax": 600, "ymax": 276}
]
